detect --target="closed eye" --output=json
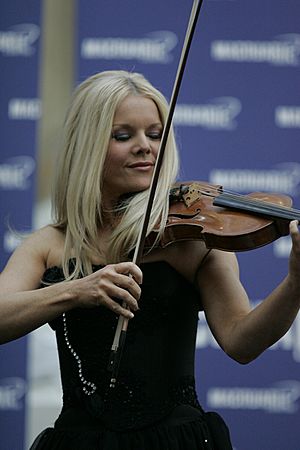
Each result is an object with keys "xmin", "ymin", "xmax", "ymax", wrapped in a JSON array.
[
  {"xmin": 111, "ymin": 133, "xmax": 131, "ymax": 142},
  {"xmin": 148, "ymin": 132, "xmax": 162, "ymax": 140}
]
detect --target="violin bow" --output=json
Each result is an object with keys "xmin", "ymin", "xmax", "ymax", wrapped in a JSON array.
[{"xmin": 108, "ymin": 0, "xmax": 204, "ymax": 387}]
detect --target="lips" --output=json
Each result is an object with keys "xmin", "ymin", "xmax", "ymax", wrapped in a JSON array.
[{"xmin": 128, "ymin": 161, "xmax": 154, "ymax": 168}]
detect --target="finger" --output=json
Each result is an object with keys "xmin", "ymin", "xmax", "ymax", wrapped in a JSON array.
[
  {"xmin": 114, "ymin": 262, "xmax": 143, "ymax": 284},
  {"xmin": 108, "ymin": 285, "xmax": 140, "ymax": 311},
  {"xmin": 112, "ymin": 272, "xmax": 141, "ymax": 301},
  {"xmin": 289, "ymin": 220, "xmax": 299, "ymax": 236},
  {"xmin": 104, "ymin": 296, "xmax": 135, "ymax": 319},
  {"xmin": 289, "ymin": 221, "xmax": 300, "ymax": 250}
]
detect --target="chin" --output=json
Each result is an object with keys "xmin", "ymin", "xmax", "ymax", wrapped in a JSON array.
[{"xmin": 130, "ymin": 179, "xmax": 152, "ymax": 192}]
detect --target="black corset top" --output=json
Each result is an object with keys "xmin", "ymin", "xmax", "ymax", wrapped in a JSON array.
[{"xmin": 43, "ymin": 260, "xmax": 203, "ymax": 431}]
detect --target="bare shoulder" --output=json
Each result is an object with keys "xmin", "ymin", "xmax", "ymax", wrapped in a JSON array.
[
  {"xmin": 145, "ymin": 241, "xmax": 239, "ymax": 284},
  {"xmin": 196, "ymin": 248, "xmax": 240, "ymax": 290},
  {"xmin": 163, "ymin": 240, "xmax": 212, "ymax": 283},
  {"xmin": 36, "ymin": 225, "xmax": 65, "ymax": 268},
  {"xmin": 200, "ymin": 248, "xmax": 239, "ymax": 272},
  {"xmin": 0, "ymin": 225, "xmax": 65, "ymax": 292},
  {"xmin": 164, "ymin": 242, "xmax": 240, "ymax": 287},
  {"xmin": 13, "ymin": 225, "xmax": 64, "ymax": 262}
]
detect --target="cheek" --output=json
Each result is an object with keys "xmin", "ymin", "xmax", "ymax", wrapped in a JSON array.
[
  {"xmin": 153, "ymin": 142, "xmax": 160, "ymax": 159},
  {"xmin": 103, "ymin": 153, "xmax": 126, "ymax": 181},
  {"xmin": 102, "ymin": 156, "xmax": 115, "ymax": 180},
  {"xmin": 105, "ymin": 142, "xmax": 126, "ymax": 166},
  {"xmin": 104, "ymin": 147, "xmax": 119, "ymax": 171}
]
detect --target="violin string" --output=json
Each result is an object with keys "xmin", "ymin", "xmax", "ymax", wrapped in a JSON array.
[
  {"xmin": 191, "ymin": 182, "xmax": 300, "ymax": 219},
  {"xmin": 193, "ymin": 182, "xmax": 295, "ymax": 213},
  {"xmin": 218, "ymin": 192, "xmax": 300, "ymax": 219},
  {"xmin": 219, "ymin": 196, "xmax": 300, "ymax": 219},
  {"xmin": 222, "ymin": 193, "xmax": 300, "ymax": 218}
]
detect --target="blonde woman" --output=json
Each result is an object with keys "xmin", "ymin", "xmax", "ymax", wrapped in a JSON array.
[{"xmin": 0, "ymin": 71, "xmax": 299, "ymax": 450}]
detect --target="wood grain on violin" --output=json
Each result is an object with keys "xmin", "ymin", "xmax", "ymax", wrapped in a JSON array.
[{"xmin": 146, "ymin": 181, "xmax": 300, "ymax": 252}]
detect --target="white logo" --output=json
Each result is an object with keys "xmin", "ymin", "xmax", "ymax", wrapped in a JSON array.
[
  {"xmin": 8, "ymin": 98, "xmax": 41, "ymax": 120},
  {"xmin": 275, "ymin": 106, "xmax": 300, "ymax": 128},
  {"xmin": 209, "ymin": 162, "xmax": 300, "ymax": 196},
  {"xmin": 81, "ymin": 31, "xmax": 178, "ymax": 63},
  {"xmin": 0, "ymin": 156, "xmax": 36, "ymax": 190},
  {"xmin": 207, "ymin": 380, "xmax": 300, "ymax": 413},
  {"xmin": 211, "ymin": 34, "xmax": 300, "ymax": 66},
  {"xmin": 174, "ymin": 97, "xmax": 241, "ymax": 130},
  {"xmin": 0, "ymin": 23, "xmax": 40, "ymax": 56},
  {"xmin": 0, "ymin": 377, "xmax": 26, "ymax": 410}
]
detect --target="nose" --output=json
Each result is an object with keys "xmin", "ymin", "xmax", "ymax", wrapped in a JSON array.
[{"xmin": 133, "ymin": 133, "xmax": 151, "ymax": 154}]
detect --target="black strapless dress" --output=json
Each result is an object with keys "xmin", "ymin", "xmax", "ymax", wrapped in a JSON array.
[{"xmin": 29, "ymin": 261, "xmax": 232, "ymax": 450}]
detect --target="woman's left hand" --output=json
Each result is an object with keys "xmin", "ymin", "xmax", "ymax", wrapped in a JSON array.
[{"xmin": 288, "ymin": 220, "xmax": 300, "ymax": 286}]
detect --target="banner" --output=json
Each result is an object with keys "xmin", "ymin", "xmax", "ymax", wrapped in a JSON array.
[
  {"xmin": 0, "ymin": 1, "xmax": 41, "ymax": 449},
  {"xmin": 76, "ymin": 1, "xmax": 300, "ymax": 449}
]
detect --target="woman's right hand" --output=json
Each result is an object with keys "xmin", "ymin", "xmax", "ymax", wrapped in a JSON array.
[{"xmin": 71, "ymin": 262, "xmax": 143, "ymax": 319}]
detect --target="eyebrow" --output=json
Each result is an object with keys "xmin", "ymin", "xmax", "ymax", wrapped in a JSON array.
[{"xmin": 112, "ymin": 122, "xmax": 162, "ymax": 128}]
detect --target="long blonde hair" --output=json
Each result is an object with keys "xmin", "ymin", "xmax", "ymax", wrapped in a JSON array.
[{"xmin": 53, "ymin": 70, "xmax": 179, "ymax": 279}]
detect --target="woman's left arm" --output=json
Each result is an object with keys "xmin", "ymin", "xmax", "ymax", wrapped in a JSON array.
[{"xmin": 196, "ymin": 220, "xmax": 300, "ymax": 364}]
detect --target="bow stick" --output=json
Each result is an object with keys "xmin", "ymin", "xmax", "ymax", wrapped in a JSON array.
[{"xmin": 108, "ymin": 0, "xmax": 204, "ymax": 387}]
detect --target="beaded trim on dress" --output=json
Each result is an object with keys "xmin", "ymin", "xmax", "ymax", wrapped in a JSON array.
[{"xmin": 62, "ymin": 312, "xmax": 97, "ymax": 396}]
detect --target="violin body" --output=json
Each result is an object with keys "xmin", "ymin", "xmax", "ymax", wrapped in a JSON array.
[{"xmin": 146, "ymin": 181, "xmax": 298, "ymax": 252}]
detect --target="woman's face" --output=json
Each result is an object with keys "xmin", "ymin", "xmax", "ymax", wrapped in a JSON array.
[{"xmin": 102, "ymin": 94, "xmax": 163, "ymax": 206}]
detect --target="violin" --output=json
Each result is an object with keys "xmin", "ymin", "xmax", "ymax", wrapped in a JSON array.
[{"xmin": 146, "ymin": 181, "xmax": 300, "ymax": 252}]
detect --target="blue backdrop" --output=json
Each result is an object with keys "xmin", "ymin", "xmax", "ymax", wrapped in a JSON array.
[
  {"xmin": 77, "ymin": 1, "xmax": 300, "ymax": 449},
  {"xmin": 0, "ymin": 1, "xmax": 41, "ymax": 449}
]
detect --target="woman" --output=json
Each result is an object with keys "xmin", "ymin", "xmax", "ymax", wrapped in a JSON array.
[{"xmin": 0, "ymin": 71, "xmax": 299, "ymax": 450}]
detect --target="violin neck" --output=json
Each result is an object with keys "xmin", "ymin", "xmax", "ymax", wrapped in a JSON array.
[{"xmin": 214, "ymin": 193, "xmax": 300, "ymax": 221}]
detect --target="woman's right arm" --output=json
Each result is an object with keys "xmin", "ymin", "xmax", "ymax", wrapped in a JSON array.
[
  {"xmin": 0, "ymin": 227, "xmax": 142, "ymax": 344},
  {"xmin": 0, "ymin": 227, "xmax": 75, "ymax": 343}
]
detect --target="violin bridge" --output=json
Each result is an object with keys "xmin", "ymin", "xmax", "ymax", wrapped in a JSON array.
[{"xmin": 182, "ymin": 182, "xmax": 202, "ymax": 207}]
